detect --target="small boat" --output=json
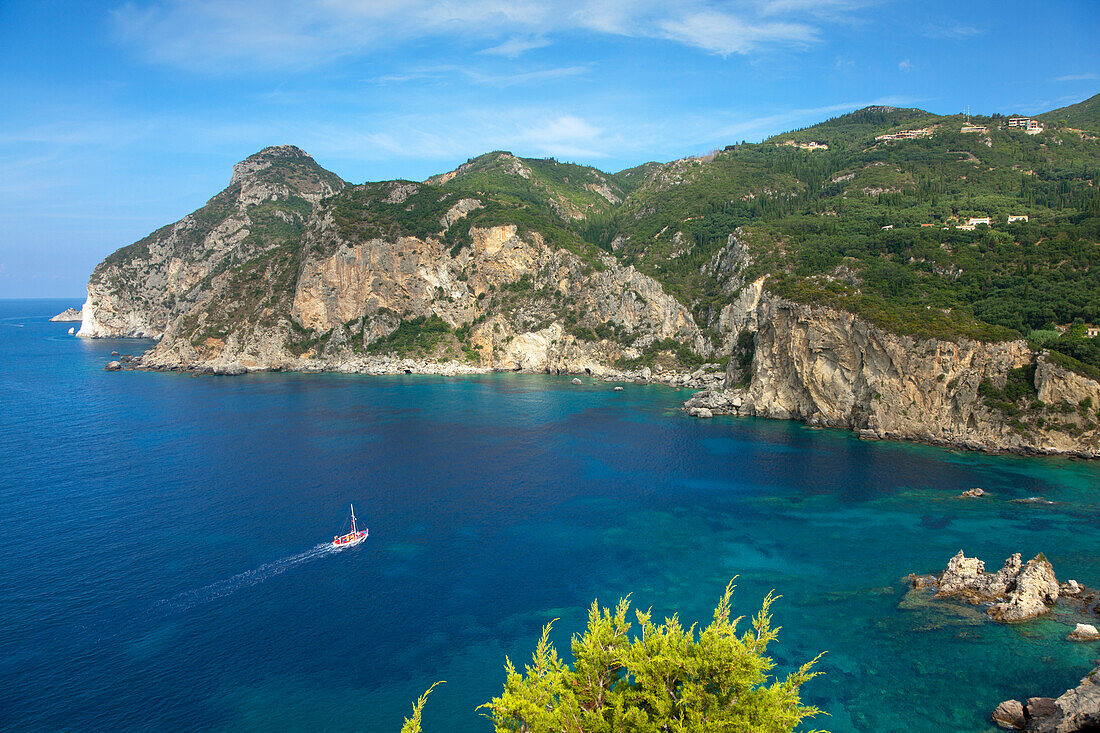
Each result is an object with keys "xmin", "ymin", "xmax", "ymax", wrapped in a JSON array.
[{"xmin": 333, "ymin": 503, "xmax": 368, "ymax": 548}]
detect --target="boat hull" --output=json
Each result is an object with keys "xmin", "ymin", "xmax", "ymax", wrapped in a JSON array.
[{"xmin": 333, "ymin": 530, "xmax": 368, "ymax": 548}]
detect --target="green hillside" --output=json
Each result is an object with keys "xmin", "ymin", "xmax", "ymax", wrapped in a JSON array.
[
  {"xmin": 427, "ymin": 151, "xmax": 625, "ymax": 222},
  {"xmin": 1039, "ymin": 92, "xmax": 1100, "ymax": 131},
  {"xmin": 595, "ymin": 104, "xmax": 1100, "ymax": 345}
]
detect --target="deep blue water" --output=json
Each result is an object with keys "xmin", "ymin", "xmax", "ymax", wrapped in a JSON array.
[{"xmin": 2, "ymin": 298, "xmax": 1099, "ymax": 732}]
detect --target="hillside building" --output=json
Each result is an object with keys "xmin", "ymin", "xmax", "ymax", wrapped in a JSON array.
[
  {"xmin": 967, "ymin": 216, "xmax": 991, "ymax": 226},
  {"xmin": 961, "ymin": 124, "xmax": 988, "ymax": 134},
  {"xmin": 1007, "ymin": 117, "xmax": 1044, "ymax": 134},
  {"xmin": 1008, "ymin": 214, "xmax": 1029, "ymax": 223},
  {"xmin": 875, "ymin": 128, "xmax": 934, "ymax": 141}
]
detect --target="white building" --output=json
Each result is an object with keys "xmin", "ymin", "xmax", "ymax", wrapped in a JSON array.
[
  {"xmin": 1008, "ymin": 117, "xmax": 1044, "ymax": 134},
  {"xmin": 1007, "ymin": 214, "xmax": 1029, "ymax": 223}
]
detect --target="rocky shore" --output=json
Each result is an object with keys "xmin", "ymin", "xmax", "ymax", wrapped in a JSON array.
[
  {"xmin": 992, "ymin": 666, "xmax": 1100, "ymax": 731},
  {"xmin": 121, "ymin": 350, "xmax": 727, "ymax": 389}
]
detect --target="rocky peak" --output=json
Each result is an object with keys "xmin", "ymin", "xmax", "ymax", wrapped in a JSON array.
[
  {"xmin": 231, "ymin": 145, "xmax": 314, "ymax": 186},
  {"xmin": 227, "ymin": 145, "xmax": 345, "ymax": 206}
]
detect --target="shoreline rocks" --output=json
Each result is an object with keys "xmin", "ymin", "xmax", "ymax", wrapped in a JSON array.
[{"xmin": 992, "ymin": 664, "xmax": 1100, "ymax": 731}]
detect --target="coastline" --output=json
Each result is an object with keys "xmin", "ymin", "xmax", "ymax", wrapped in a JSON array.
[{"xmin": 98, "ymin": 344, "xmax": 1100, "ymax": 459}]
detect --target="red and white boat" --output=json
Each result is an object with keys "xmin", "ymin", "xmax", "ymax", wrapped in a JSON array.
[{"xmin": 333, "ymin": 504, "xmax": 368, "ymax": 548}]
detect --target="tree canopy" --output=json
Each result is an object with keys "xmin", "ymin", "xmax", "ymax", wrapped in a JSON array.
[{"xmin": 403, "ymin": 582, "xmax": 825, "ymax": 733}]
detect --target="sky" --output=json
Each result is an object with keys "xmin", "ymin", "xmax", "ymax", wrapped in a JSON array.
[{"xmin": 1, "ymin": 0, "xmax": 1097, "ymax": 298}]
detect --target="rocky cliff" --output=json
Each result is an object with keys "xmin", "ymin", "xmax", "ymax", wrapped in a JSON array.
[
  {"xmin": 685, "ymin": 291, "xmax": 1100, "ymax": 456},
  {"xmin": 79, "ymin": 142, "xmax": 1100, "ymax": 456},
  {"xmin": 77, "ymin": 145, "xmax": 345, "ymax": 339}
]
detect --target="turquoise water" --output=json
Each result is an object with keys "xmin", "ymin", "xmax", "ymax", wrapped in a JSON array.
[{"xmin": 1, "ymin": 298, "xmax": 1098, "ymax": 732}]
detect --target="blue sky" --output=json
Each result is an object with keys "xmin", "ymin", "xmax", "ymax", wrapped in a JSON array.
[{"xmin": 1, "ymin": 0, "xmax": 1097, "ymax": 298}]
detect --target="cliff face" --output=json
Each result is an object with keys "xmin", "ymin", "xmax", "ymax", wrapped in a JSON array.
[
  {"xmin": 78, "ymin": 146, "xmax": 345, "ymax": 338},
  {"xmin": 686, "ymin": 292, "xmax": 1100, "ymax": 456},
  {"xmin": 140, "ymin": 176, "xmax": 704, "ymax": 374},
  {"xmin": 80, "ymin": 144, "xmax": 1100, "ymax": 456}
]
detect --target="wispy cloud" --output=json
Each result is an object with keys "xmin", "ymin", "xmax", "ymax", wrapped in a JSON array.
[
  {"xmin": 922, "ymin": 23, "xmax": 983, "ymax": 40},
  {"xmin": 1054, "ymin": 72, "xmax": 1098, "ymax": 82},
  {"xmin": 478, "ymin": 36, "xmax": 551, "ymax": 57},
  {"xmin": 367, "ymin": 64, "xmax": 590, "ymax": 88},
  {"xmin": 112, "ymin": 0, "xmax": 857, "ymax": 73},
  {"xmin": 899, "ymin": 59, "xmax": 912, "ymax": 72}
]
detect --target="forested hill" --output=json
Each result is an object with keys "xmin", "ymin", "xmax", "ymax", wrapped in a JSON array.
[
  {"xmin": 1039, "ymin": 92, "xmax": 1100, "ymax": 132},
  {"xmin": 582, "ymin": 99, "xmax": 1100, "ymax": 373}
]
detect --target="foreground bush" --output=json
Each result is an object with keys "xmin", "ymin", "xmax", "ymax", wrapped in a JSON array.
[{"xmin": 404, "ymin": 581, "xmax": 825, "ymax": 733}]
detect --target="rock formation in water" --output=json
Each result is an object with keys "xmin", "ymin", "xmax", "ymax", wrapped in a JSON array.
[
  {"xmin": 915, "ymin": 550, "xmax": 1062, "ymax": 622},
  {"xmin": 49, "ymin": 307, "xmax": 82, "ymax": 322},
  {"xmin": 992, "ymin": 664, "xmax": 1100, "ymax": 731}
]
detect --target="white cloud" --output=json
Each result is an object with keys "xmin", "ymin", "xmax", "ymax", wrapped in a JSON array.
[
  {"xmin": 112, "ymin": 0, "xmax": 853, "ymax": 73},
  {"xmin": 899, "ymin": 59, "xmax": 912, "ymax": 72},
  {"xmin": 658, "ymin": 10, "xmax": 816, "ymax": 56},
  {"xmin": 478, "ymin": 36, "xmax": 551, "ymax": 57}
]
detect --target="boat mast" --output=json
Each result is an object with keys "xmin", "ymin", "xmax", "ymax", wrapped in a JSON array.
[{"xmin": 350, "ymin": 503, "xmax": 357, "ymax": 533}]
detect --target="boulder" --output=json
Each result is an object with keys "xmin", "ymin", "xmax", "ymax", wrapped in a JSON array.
[
  {"xmin": 688, "ymin": 407, "xmax": 713, "ymax": 419},
  {"xmin": 907, "ymin": 573, "xmax": 938, "ymax": 589},
  {"xmin": 613, "ymin": 386, "xmax": 624, "ymax": 391},
  {"xmin": 104, "ymin": 361, "xmax": 122, "ymax": 371},
  {"xmin": 991, "ymin": 699, "xmax": 1025, "ymax": 730},
  {"xmin": 571, "ymin": 377, "xmax": 583, "ymax": 385},
  {"xmin": 960, "ymin": 488, "xmax": 987, "ymax": 498},
  {"xmin": 988, "ymin": 555, "xmax": 1060, "ymax": 623},
  {"xmin": 1002, "ymin": 665, "xmax": 1100, "ymax": 731},
  {"xmin": 1061, "ymin": 580, "xmax": 1083, "ymax": 596},
  {"xmin": 1068, "ymin": 624, "xmax": 1099, "ymax": 642}
]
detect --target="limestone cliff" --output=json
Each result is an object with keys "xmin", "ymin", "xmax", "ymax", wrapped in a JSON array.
[
  {"xmin": 78, "ymin": 145, "xmax": 345, "ymax": 338},
  {"xmin": 685, "ymin": 291, "xmax": 1100, "ymax": 456},
  {"xmin": 140, "ymin": 177, "xmax": 705, "ymax": 375}
]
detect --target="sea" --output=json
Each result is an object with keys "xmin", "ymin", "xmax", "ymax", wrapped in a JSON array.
[{"xmin": 1, "ymin": 298, "xmax": 1098, "ymax": 732}]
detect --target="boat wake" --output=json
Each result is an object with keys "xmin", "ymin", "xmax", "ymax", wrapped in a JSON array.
[{"xmin": 156, "ymin": 542, "xmax": 339, "ymax": 613}]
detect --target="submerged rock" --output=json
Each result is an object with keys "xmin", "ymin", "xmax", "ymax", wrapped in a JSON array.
[
  {"xmin": 104, "ymin": 361, "xmax": 122, "ymax": 371},
  {"xmin": 571, "ymin": 377, "xmax": 582, "ymax": 385},
  {"xmin": 613, "ymin": 386, "xmax": 624, "ymax": 392}
]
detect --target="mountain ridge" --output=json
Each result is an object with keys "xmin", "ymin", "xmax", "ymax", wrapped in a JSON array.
[{"xmin": 77, "ymin": 93, "xmax": 1100, "ymax": 456}]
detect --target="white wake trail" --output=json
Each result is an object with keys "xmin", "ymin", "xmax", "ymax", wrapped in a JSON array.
[{"xmin": 157, "ymin": 542, "xmax": 339, "ymax": 612}]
